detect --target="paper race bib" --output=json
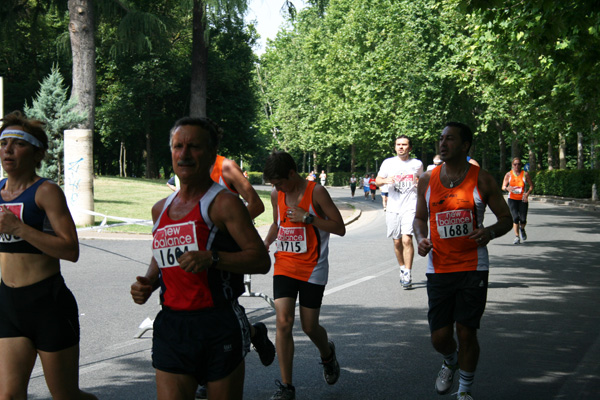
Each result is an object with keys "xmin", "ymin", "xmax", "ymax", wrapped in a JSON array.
[
  {"xmin": 513, "ymin": 186, "xmax": 523, "ymax": 194},
  {"xmin": 152, "ymin": 221, "xmax": 199, "ymax": 268},
  {"xmin": 0, "ymin": 203, "xmax": 24, "ymax": 243},
  {"xmin": 393, "ymin": 174, "xmax": 415, "ymax": 193},
  {"xmin": 276, "ymin": 226, "xmax": 307, "ymax": 254},
  {"xmin": 436, "ymin": 209, "xmax": 474, "ymax": 239}
]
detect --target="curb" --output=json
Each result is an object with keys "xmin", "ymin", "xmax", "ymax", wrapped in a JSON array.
[
  {"xmin": 344, "ymin": 207, "xmax": 362, "ymax": 225},
  {"xmin": 530, "ymin": 196, "xmax": 600, "ymax": 212}
]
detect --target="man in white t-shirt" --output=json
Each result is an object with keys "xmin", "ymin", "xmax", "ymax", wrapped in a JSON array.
[{"xmin": 376, "ymin": 135, "xmax": 423, "ymax": 289}]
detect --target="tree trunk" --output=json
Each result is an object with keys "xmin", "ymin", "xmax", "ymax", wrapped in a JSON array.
[
  {"xmin": 302, "ymin": 152, "xmax": 307, "ymax": 173},
  {"xmin": 119, "ymin": 141, "xmax": 124, "ymax": 177},
  {"xmin": 312, "ymin": 150, "xmax": 317, "ymax": 173},
  {"xmin": 577, "ymin": 131, "xmax": 584, "ymax": 169},
  {"xmin": 558, "ymin": 131, "xmax": 567, "ymax": 169},
  {"xmin": 145, "ymin": 123, "xmax": 156, "ymax": 178},
  {"xmin": 351, "ymin": 144, "xmax": 356, "ymax": 173},
  {"xmin": 527, "ymin": 137, "xmax": 537, "ymax": 172},
  {"xmin": 123, "ymin": 144, "xmax": 127, "ymax": 177},
  {"xmin": 511, "ymin": 129, "xmax": 520, "ymax": 160},
  {"xmin": 497, "ymin": 122, "xmax": 506, "ymax": 173},
  {"xmin": 593, "ymin": 136, "xmax": 599, "ymax": 170},
  {"xmin": 547, "ymin": 140, "xmax": 554, "ymax": 170},
  {"xmin": 68, "ymin": 0, "xmax": 95, "ymax": 131},
  {"xmin": 190, "ymin": 0, "xmax": 208, "ymax": 118}
]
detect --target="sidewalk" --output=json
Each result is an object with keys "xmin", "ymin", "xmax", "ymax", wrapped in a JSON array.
[{"xmin": 530, "ymin": 195, "xmax": 600, "ymax": 212}]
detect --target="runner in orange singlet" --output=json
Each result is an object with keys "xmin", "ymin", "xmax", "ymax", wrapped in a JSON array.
[
  {"xmin": 263, "ymin": 151, "xmax": 345, "ymax": 400},
  {"xmin": 414, "ymin": 122, "xmax": 511, "ymax": 400},
  {"xmin": 501, "ymin": 157, "xmax": 534, "ymax": 244}
]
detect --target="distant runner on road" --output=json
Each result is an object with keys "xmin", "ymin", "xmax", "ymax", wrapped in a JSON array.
[{"xmin": 502, "ymin": 157, "xmax": 534, "ymax": 245}]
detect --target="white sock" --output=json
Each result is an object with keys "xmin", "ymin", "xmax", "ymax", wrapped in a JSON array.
[{"xmin": 400, "ymin": 265, "xmax": 406, "ymax": 277}]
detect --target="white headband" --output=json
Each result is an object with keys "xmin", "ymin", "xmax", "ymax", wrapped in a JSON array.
[{"xmin": 0, "ymin": 129, "xmax": 44, "ymax": 149}]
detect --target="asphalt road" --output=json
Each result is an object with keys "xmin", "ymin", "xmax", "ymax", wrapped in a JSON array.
[{"xmin": 24, "ymin": 186, "xmax": 600, "ymax": 399}]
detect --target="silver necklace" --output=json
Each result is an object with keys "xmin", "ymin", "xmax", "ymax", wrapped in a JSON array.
[{"xmin": 444, "ymin": 165, "xmax": 469, "ymax": 188}]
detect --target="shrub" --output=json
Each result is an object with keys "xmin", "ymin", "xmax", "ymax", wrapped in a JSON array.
[{"xmin": 532, "ymin": 169, "xmax": 600, "ymax": 198}]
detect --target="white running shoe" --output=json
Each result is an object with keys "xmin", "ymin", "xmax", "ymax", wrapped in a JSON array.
[{"xmin": 435, "ymin": 361, "xmax": 457, "ymax": 394}]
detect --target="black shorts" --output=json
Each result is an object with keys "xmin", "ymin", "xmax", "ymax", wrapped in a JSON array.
[
  {"xmin": 273, "ymin": 275, "xmax": 325, "ymax": 309},
  {"xmin": 507, "ymin": 198, "xmax": 528, "ymax": 224},
  {"xmin": 427, "ymin": 271, "xmax": 488, "ymax": 332},
  {"xmin": 152, "ymin": 300, "xmax": 250, "ymax": 383},
  {"xmin": 0, "ymin": 273, "xmax": 80, "ymax": 352}
]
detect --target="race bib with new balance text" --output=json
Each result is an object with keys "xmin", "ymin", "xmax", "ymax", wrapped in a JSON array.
[
  {"xmin": 152, "ymin": 221, "xmax": 200, "ymax": 268},
  {"xmin": 0, "ymin": 203, "xmax": 25, "ymax": 243},
  {"xmin": 393, "ymin": 174, "xmax": 415, "ymax": 193},
  {"xmin": 276, "ymin": 226, "xmax": 308, "ymax": 254},
  {"xmin": 436, "ymin": 209, "xmax": 474, "ymax": 239}
]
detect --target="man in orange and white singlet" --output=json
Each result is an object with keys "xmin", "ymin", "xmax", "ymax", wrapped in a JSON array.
[
  {"xmin": 376, "ymin": 135, "xmax": 424, "ymax": 289},
  {"xmin": 210, "ymin": 155, "xmax": 264, "ymax": 220},
  {"xmin": 263, "ymin": 151, "xmax": 346, "ymax": 400},
  {"xmin": 414, "ymin": 122, "xmax": 512, "ymax": 400},
  {"xmin": 501, "ymin": 157, "xmax": 534, "ymax": 245}
]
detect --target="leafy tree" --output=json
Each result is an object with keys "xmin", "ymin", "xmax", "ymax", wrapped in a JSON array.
[{"xmin": 24, "ymin": 66, "xmax": 86, "ymax": 183}]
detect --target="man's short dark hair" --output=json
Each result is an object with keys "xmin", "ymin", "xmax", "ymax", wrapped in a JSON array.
[
  {"xmin": 263, "ymin": 151, "xmax": 297, "ymax": 180},
  {"xmin": 395, "ymin": 134, "xmax": 412, "ymax": 148},
  {"xmin": 445, "ymin": 122, "xmax": 473, "ymax": 152},
  {"xmin": 169, "ymin": 117, "xmax": 222, "ymax": 150}
]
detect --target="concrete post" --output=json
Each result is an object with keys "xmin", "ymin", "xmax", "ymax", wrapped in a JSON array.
[{"xmin": 64, "ymin": 129, "xmax": 94, "ymax": 226}]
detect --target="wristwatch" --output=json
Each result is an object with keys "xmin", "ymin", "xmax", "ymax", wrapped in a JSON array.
[
  {"xmin": 302, "ymin": 212, "xmax": 314, "ymax": 224},
  {"xmin": 211, "ymin": 249, "xmax": 219, "ymax": 268}
]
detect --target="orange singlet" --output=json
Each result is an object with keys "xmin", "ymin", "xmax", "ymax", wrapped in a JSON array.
[
  {"xmin": 210, "ymin": 155, "xmax": 238, "ymax": 195},
  {"xmin": 508, "ymin": 170, "xmax": 525, "ymax": 201},
  {"xmin": 274, "ymin": 181, "xmax": 330, "ymax": 285},
  {"xmin": 425, "ymin": 165, "xmax": 489, "ymax": 274}
]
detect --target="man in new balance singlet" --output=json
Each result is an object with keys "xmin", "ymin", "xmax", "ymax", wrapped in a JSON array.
[
  {"xmin": 130, "ymin": 117, "xmax": 270, "ymax": 400},
  {"xmin": 414, "ymin": 122, "xmax": 512, "ymax": 400},
  {"xmin": 502, "ymin": 157, "xmax": 534, "ymax": 244},
  {"xmin": 263, "ymin": 152, "xmax": 346, "ymax": 400}
]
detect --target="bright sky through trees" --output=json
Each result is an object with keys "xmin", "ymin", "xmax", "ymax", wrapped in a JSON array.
[{"xmin": 246, "ymin": 0, "xmax": 307, "ymax": 54}]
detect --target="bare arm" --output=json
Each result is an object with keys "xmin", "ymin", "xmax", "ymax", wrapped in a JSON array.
[
  {"xmin": 0, "ymin": 181, "xmax": 79, "ymax": 262},
  {"xmin": 264, "ymin": 189, "xmax": 280, "ymax": 249},
  {"xmin": 468, "ymin": 170, "xmax": 513, "ymax": 245},
  {"xmin": 130, "ymin": 198, "xmax": 165, "ymax": 305},
  {"xmin": 288, "ymin": 185, "xmax": 346, "ymax": 237},
  {"xmin": 501, "ymin": 172, "xmax": 511, "ymax": 192},
  {"xmin": 221, "ymin": 159, "xmax": 265, "ymax": 219},
  {"xmin": 177, "ymin": 192, "xmax": 270, "ymax": 275},
  {"xmin": 523, "ymin": 172, "xmax": 534, "ymax": 201},
  {"xmin": 413, "ymin": 172, "xmax": 432, "ymax": 257}
]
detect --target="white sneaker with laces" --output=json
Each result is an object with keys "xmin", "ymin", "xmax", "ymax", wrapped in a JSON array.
[{"xmin": 435, "ymin": 361, "xmax": 457, "ymax": 394}]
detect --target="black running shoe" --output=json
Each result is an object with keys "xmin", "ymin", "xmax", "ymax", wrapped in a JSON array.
[
  {"xmin": 321, "ymin": 341, "xmax": 340, "ymax": 385},
  {"xmin": 251, "ymin": 322, "xmax": 275, "ymax": 366}
]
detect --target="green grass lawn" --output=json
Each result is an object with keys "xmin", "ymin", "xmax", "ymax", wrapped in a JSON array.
[{"xmin": 89, "ymin": 176, "xmax": 272, "ymax": 234}]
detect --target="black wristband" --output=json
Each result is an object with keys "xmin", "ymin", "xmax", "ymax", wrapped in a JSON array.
[{"xmin": 211, "ymin": 249, "xmax": 219, "ymax": 268}]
